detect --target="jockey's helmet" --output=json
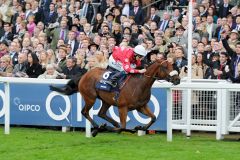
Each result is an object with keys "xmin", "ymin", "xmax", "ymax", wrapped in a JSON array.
[{"xmin": 134, "ymin": 45, "xmax": 147, "ymax": 57}]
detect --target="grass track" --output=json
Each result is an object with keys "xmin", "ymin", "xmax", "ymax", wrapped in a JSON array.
[{"xmin": 0, "ymin": 127, "xmax": 240, "ymax": 160}]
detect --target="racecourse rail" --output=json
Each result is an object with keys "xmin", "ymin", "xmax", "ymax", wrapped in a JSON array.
[{"xmin": 0, "ymin": 77, "xmax": 240, "ymax": 141}]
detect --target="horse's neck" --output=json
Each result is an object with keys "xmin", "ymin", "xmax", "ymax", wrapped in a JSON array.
[{"xmin": 142, "ymin": 63, "xmax": 159, "ymax": 87}]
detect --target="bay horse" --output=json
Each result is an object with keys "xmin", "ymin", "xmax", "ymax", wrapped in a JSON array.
[{"xmin": 50, "ymin": 59, "xmax": 180, "ymax": 136}]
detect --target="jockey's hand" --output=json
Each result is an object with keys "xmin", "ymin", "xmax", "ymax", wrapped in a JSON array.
[{"xmin": 139, "ymin": 69, "xmax": 146, "ymax": 73}]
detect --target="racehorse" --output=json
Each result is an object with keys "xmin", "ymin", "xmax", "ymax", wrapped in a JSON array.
[{"xmin": 51, "ymin": 59, "xmax": 180, "ymax": 136}]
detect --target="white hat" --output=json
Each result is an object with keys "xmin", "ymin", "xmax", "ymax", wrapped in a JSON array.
[{"xmin": 134, "ymin": 45, "xmax": 147, "ymax": 57}]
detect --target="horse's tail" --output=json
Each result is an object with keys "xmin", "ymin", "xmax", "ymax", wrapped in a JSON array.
[{"xmin": 49, "ymin": 75, "xmax": 82, "ymax": 95}]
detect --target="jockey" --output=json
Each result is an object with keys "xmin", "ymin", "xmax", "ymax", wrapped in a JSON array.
[{"xmin": 105, "ymin": 44, "xmax": 147, "ymax": 87}]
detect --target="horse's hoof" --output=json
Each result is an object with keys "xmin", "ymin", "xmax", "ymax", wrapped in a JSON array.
[
  {"xmin": 99, "ymin": 123, "xmax": 107, "ymax": 132},
  {"xmin": 91, "ymin": 129, "xmax": 98, "ymax": 137},
  {"xmin": 135, "ymin": 126, "xmax": 143, "ymax": 130},
  {"xmin": 99, "ymin": 123, "xmax": 107, "ymax": 129},
  {"xmin": 113, "ymin": 128, "xmax": 122, "ymax": 134}
]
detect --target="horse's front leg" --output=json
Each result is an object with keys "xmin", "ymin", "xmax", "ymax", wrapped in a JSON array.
[
  {"xmin": 115, "ymin": 106, "xmax": 136, "ymax": 133},
  {"xmin": 98, "ymin": 101, "xmax": 120, "ymax": 128},
  {"xmin": 116, "ymin": 106, "xmax": 128, "ymax": 133},
  {"xmin": 135, "ymin": 104, "xmax": 156, "ymax": 131}
]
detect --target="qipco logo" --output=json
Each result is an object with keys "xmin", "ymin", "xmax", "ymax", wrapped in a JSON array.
[
  {"xmin": 46, "ymin": 92, "xmax": 71, "ymax": 121},
  {"xmin": 14, "ymin": 97, "xmax": 41, "ymax": 112},
  {"xmin": 0, "ymin": 90, "xmax": 6, "ymax": 118}
]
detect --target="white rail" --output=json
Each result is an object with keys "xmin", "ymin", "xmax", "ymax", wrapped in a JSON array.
[{"xmin": 0, "ymin": 77, "xmax": 69, "ymax": 134}]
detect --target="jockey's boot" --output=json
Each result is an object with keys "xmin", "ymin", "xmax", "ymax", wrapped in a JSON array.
[{"xmin": 105, "ymin": 71, "xmax": 124, "ymax": 87}]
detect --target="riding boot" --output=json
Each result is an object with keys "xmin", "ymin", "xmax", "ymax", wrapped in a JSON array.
[{"xmin": 105, "ymin": 71, "xmax": 125, "ymax": 87}]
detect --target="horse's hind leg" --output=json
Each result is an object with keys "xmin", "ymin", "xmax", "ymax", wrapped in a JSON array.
[
  {"xmin": 81, "ymin": 96, "xmax": 99, "ymax": 130},
  {"xmin": 135, "ymin": 105, "xmax": 156, "ymax": 131},
  {"xmin": 98, "ymin": 101, "xmax": 120, "ymax": 128}
]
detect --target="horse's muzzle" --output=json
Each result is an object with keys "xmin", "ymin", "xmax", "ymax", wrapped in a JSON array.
[{"xmin": 169, "ymin": 75, "xmax": 180, "ymax": 85}]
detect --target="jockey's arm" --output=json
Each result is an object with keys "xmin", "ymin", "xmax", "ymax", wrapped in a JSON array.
[{"xmin": 122, "ymin": 59, "xmax": 140, "ymax": 73}]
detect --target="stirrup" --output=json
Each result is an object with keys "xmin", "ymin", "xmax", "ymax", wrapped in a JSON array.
[{"xmin": 105, "ymin": 81, "xmax": 117, "ymax": 87}]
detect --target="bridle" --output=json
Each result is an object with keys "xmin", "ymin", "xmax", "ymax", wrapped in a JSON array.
[{"xmin": 144, "ymin": 60, "xmax": 169, "ymax": 80}]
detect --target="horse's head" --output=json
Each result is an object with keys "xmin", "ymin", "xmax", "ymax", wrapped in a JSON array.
[
  {"xmin": 145, "ymin": 59, "xmax": 180, "ymax": 85},
  {"xmin": 157, "ymin": 59, "xmax": 180, "ymax": 85}
]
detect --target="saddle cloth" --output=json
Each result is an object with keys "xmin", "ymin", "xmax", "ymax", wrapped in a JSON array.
[{"xmin": 95, "ymin": 70, "xmax": 126, "ymax": 92}]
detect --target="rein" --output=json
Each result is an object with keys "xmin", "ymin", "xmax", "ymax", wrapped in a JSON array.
[{"xmin": 143, "ymin": 60, "xmax": 168, "ymax": 79}]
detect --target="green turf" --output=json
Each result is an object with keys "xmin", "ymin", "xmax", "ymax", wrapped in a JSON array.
[{"xmin": 0, "ymin": 127, "xmax": 239, "ymax": 160}]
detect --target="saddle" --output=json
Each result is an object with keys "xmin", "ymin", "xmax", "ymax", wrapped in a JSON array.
[{"xmin": 95, "ymin": 70, "xmax": 127, "ymax": 92}]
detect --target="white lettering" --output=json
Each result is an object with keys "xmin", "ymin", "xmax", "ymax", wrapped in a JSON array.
[
  {"xmin": 18, "ymin": 104, "xmax": 41, "ymax": 112},
  {"xmin": 103, "ymin": 71, "xmax": 112, "ymax": 80},
  {"xmin": 46, "ymin": 92, "xmax": 71, "ymax": 121}
]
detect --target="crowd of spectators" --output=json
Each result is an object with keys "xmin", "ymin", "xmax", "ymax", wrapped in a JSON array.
[{"xmin": 0, "ymin": 0, "xmax": 240, "ymax": 83}]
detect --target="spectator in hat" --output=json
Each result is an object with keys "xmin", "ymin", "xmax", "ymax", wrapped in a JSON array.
[
  {"xmin": 170, "ymin": 25, "xmax": 188, "ymax": 56},
  {"xmin": 228, "ymin": 29, "xmax": 240, "ymax": 50},
  {"xmin": 105, "ymin": 12, "xmax": 115, "ymax": 32},
  {"xmin": 145, "ymin": 49, "xmax": 158, "ymax": 64},
  {"xmin": 88, "ymin": 43, "xmax": 99, "ymax": 55}
]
